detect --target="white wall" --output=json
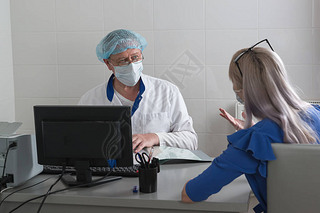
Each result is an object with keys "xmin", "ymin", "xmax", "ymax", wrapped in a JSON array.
[
  {"xmin": 0, "ymin": 0, "xmax": 15, "ymax": 122},
  {"xmin": 10, "ymin": 0, "xmax": 320, "ymax": 157}
]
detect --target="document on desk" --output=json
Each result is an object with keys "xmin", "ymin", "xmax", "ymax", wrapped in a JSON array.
[{"xmin": 148, "ymin": 146, "xmax": 213, "ymax": 164}]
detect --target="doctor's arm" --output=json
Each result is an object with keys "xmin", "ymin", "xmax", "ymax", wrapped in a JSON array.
[{"xmin": 157, "ymin": 89, "xmax": 198, "ymax": 150}]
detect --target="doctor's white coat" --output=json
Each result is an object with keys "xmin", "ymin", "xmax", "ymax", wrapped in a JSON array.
[{"xmin": 79, "ymin": 74, "xmax": 198, "ymax": 150}]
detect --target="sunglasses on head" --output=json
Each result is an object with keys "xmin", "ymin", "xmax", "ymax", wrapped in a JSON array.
[{"xmin": 234, "ymin": 39, "xmax": 274, "ymax": 77}]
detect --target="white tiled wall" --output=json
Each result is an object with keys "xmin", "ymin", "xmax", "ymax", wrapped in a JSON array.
[
  {"xmin": 55, "ymin": 0, "xmax": 104, "ymax": 32},
  {"xmin": 205, "ymin": 0, "xmax": 258, "ymax": 29},
  {"xmin": 0, "ymin": 0, "xmax": 15, "ymax": 122},
  {"xmin": 259, "ymin": 0, "xmax": 312, "ymax": 28},
  {"xmin": 9, "ymin": 0, "xmax": 320, "ymax": 157},
  {"xmin": 154, "ymin": 0, "xmax": 205, "ymax": 30}
]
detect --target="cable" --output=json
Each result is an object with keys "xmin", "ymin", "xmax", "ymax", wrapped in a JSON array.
[
  {"xmin": 36, "ymin": 165, "xmax": 66, "ymax": 213},
  {"xmin": 0, "ymin": 176, "xmax": 52, "ymax": 207},
  {"xmin": 8, "ymin": 171, "xmax": 113, "ymax": 213},
  {"xmin": 0, "ymin": 187, "xmax": 13, "ymax": 193},
  {"xmin": 1, "ymin": 143, "xmax": 17, "ymax": 178},
  {"xmin": 8, "ymin": 186, "xmax": 76, "ymax": 213}
]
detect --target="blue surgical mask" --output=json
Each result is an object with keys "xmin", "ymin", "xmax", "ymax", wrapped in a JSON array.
[
  {"xmin": 113, "ymin": 61, "xmax": 143, "ymax": 86},
  {"xmin": 236, "ymin": 94, "xmax": 245, "ymax": 105}
]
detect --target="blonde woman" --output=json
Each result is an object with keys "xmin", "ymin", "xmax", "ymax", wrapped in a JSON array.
[{"xmin": 181, "ymin": 40, "xmax": 320, "ymax": 213}]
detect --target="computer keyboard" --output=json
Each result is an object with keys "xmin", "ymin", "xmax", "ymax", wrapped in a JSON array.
[{"xmin": 42, "ymin": 164, "xmax": 139, "ymax": 177}]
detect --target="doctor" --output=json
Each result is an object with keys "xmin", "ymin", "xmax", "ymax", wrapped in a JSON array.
[{"xmin": 79, "ymin": 29, "xmax": 198, "ymax": 153}]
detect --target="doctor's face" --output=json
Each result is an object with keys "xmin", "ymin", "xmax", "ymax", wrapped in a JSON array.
[{"xmin": 105, "ymin": 49, "xmax": 142, "ymax": 72}]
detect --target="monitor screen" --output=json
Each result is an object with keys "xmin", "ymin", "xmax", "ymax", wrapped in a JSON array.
[{"xmin": 33, "ymin": 105, "xmax": 133, "ymax": 185}]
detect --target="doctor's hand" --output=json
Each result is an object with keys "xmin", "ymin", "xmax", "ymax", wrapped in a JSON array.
[
  {"xmin": 132, "ymin": 133, "xmax": 159, "ymax": 153},
  {"xmin": 219, "ymin": 108, "xmax": 246, "ymax": 131}
]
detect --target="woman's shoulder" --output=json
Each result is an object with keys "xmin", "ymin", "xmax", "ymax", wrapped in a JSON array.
[
  {"xmin": 252, "ymin": 118, "xmax": 282, "ymax": 135},
  {"xmin": 306, "ymin": 105, "xmax": 320, "ymax": 137},
  {"xmin": 308, "ymin": 104, "xmax": 320, "ymax": 119},
  {"xmin": 227, "ymin": 118, "xmax": 283, "ymax": 162},
  {"xmin": 311, "ymin": 104, "xmax": 320, "ymax": 111},
  {"xmin": 233, "ymin": 118, "xmax": 283, "ymax": 140}
]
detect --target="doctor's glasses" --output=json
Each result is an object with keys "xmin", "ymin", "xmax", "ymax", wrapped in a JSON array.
[{"xmin": 109, "ymin": 54, "xmax": 144, "ymax": 67}]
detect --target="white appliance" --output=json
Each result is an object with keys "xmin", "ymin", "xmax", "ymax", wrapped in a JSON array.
[
  {"xmin": 235, "ymin": 102, "xmax": 245, "ymax": 120},
  {"xmin": 0, "ymin": 134, "xmax": 43, "ymax": 187}
]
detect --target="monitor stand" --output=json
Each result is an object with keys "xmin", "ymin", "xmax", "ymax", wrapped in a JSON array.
[
  {"xmin": 61, "ymin": 161, "xmax": 121, "ymax": 187},
  {"xmin": 61, "ymin": 174, "xmax": 121, "ymax": 187}
]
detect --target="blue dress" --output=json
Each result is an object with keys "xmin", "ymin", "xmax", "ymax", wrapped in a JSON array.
[{"xmin": 186, "ymin": 105, "xmax": 320, "ymax": 213}]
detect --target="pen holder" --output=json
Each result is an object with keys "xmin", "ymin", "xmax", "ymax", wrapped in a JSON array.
[{"xmin": 138, "ymin": 159, "xmax": 160, "ymax": 193}]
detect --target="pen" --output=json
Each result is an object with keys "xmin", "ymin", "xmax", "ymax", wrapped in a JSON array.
[{"xmin": 148, "ymin": 147, "xmax": 154, "ymax": 164}]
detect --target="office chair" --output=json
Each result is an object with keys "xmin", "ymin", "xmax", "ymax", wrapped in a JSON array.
[{"xmin": 267, "ymin": 143, "xmax": 320, "ymax": 213}]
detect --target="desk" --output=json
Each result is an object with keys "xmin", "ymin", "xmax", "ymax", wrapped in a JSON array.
[{"xmin": 1, "ymin": 163, "xmax": 251, "ymax": 213}]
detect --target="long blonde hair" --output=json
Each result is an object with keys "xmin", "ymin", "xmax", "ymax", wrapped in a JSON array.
[{"xmin": 229, "ymin": 47, "xmax": 317, "ymax": 144}]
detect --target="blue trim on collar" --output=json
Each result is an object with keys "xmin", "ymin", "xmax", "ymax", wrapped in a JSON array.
[
  {"xmin": 106, "ymin": 74, "xmax": 115, "ymax": 102},
  {"xmin": 106, "ymin": 74, "xmax": 145, "ymax": 116},
  {"xmin": 131, "ymin": 78, "xmax": 145, "ymax": 116}
]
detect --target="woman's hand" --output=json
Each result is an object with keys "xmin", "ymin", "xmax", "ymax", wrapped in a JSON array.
[
  {"xmin": 219, "ymin": 108, "xmax": 246, "ymax": 131},
  {"xmin": 181, "ymin": 182, "xmax": 194, "ymax": 203}
]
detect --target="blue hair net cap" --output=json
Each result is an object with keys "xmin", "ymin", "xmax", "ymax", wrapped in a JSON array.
[{"xmin": 96, "ymin": 29, "xmax": 147, "ymax": 62}]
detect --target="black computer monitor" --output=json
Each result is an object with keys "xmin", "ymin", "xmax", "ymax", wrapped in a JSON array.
[{"xmin": 33, "ymin": 105, "xmax": 133, "ymax": 186}]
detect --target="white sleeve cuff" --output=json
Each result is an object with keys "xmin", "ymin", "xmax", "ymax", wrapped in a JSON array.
[{"xmin": 155, "ymin": 132, "xmax": 166, "ymax": 146}]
